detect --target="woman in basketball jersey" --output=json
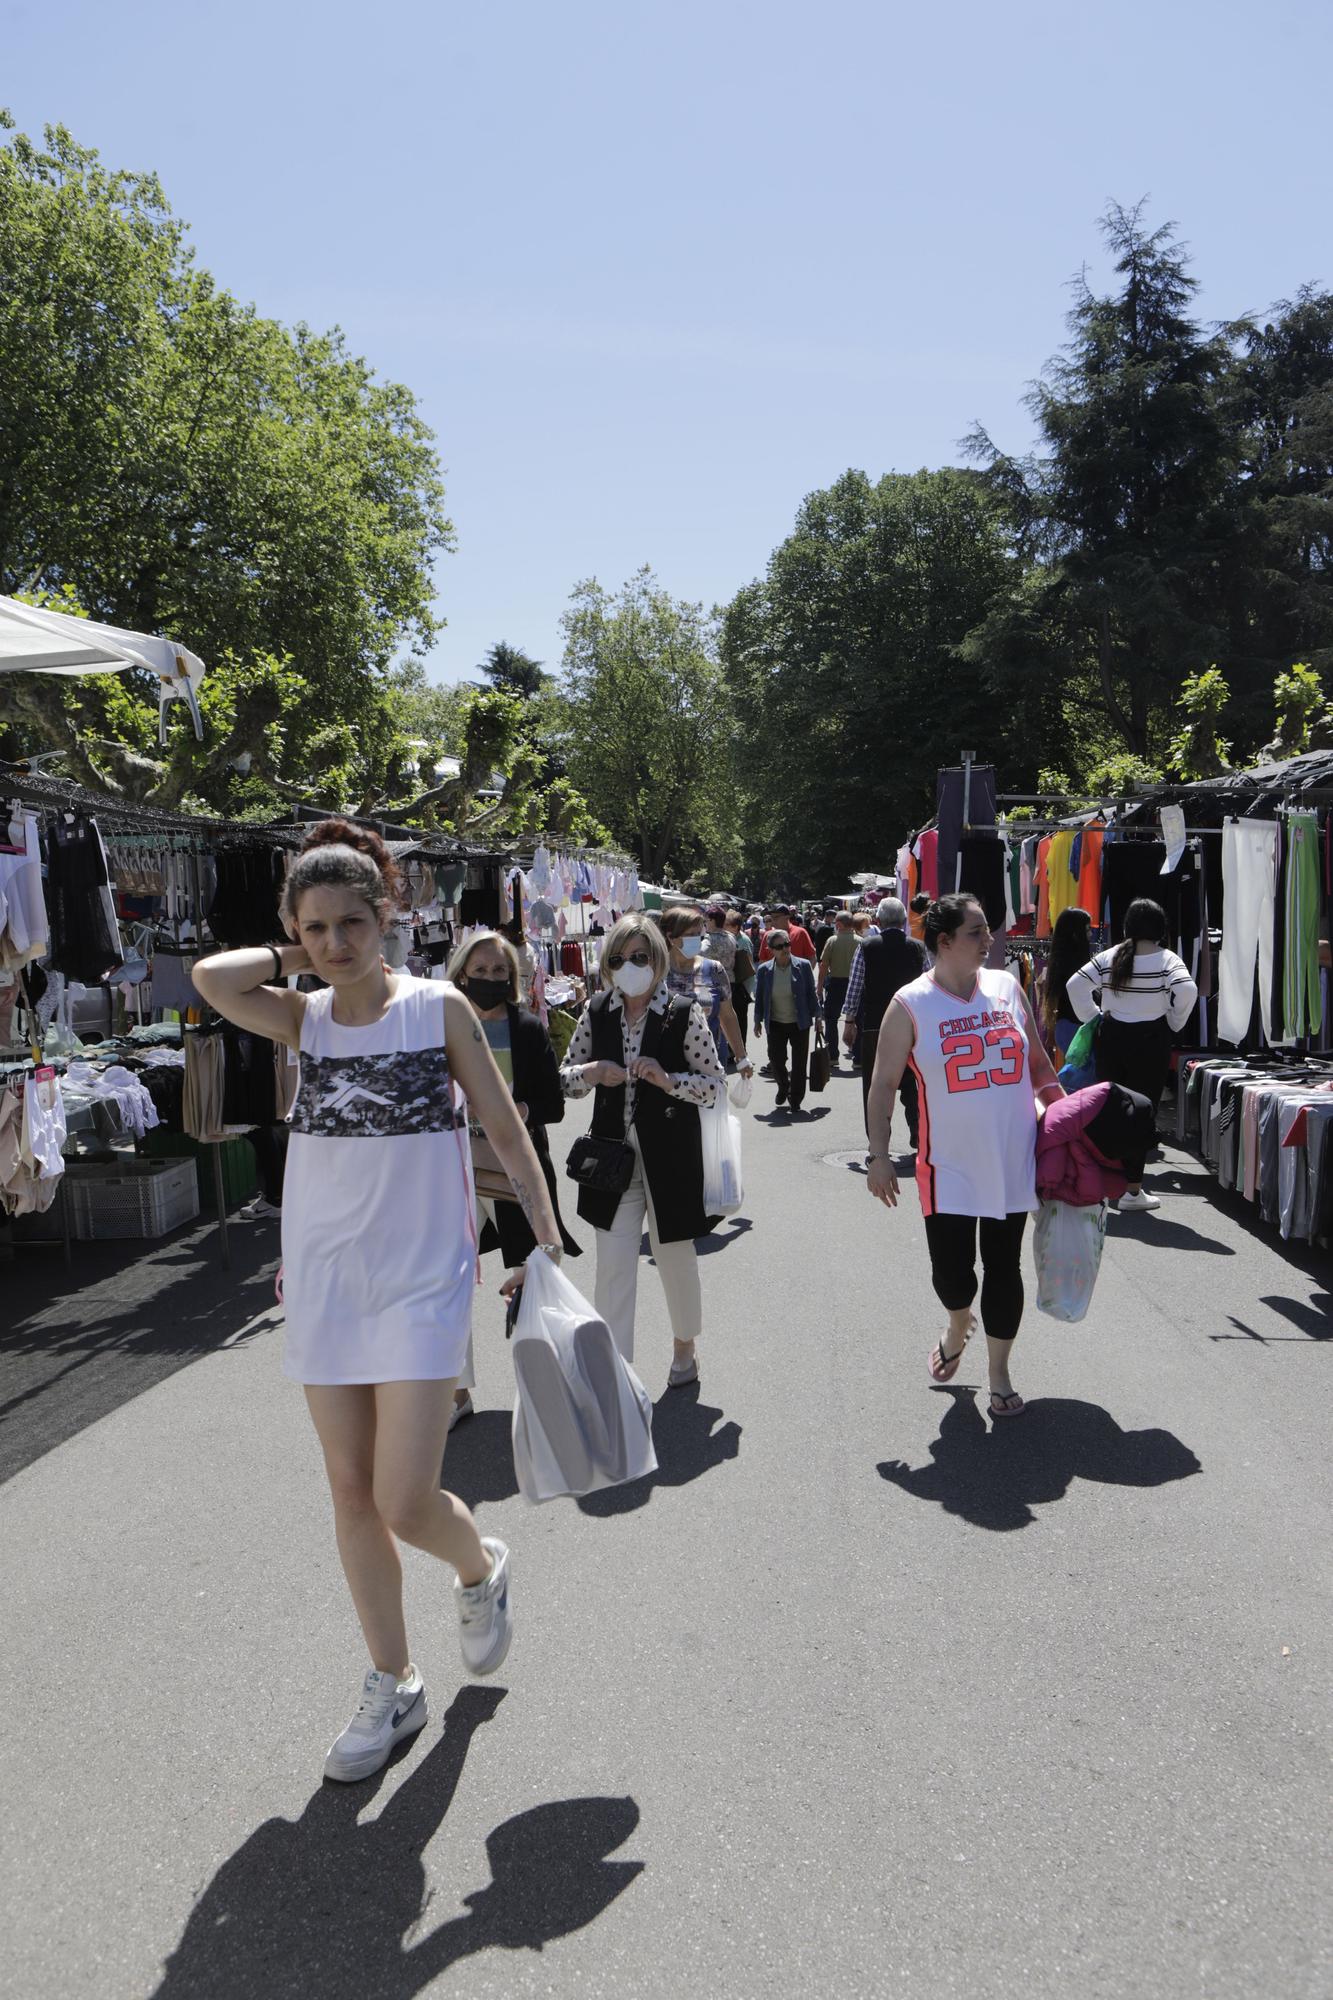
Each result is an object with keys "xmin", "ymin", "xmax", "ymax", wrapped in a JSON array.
[{"xmin": 864, "ymin": 893, "xmax": 1064, "ymax": 1418}]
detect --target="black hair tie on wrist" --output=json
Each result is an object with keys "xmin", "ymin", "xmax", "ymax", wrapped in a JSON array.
[{"xmin": 269, "ymin": 946, "xmax": 284, "ymax": 982}]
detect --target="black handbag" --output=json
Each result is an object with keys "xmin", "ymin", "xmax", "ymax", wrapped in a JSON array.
[
  {"xmin": 809, "ymin": 1022, "xmax": 831, "ymax": 1094},
  {"xmin": 565, "ymin": 993, "xmax": 683, "ymax": 1194},
  {"xmin": 565, "ymin": 1131, "xmax": 637, "ymax": 1194}
]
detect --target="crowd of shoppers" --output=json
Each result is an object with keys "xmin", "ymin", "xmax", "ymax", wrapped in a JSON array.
[{"xmin": 191, "ymin": 855, "xmax": 1203, "ymax": 1788}]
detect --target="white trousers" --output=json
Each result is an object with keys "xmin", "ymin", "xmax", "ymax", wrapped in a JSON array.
[
  {"xmin": 593, "ymin": 1140, "xmax": 702, "ymax": 1364},
  {"xmin": 1218, "ymin": 821, "xmax": 1278, "ymax": 1046}
]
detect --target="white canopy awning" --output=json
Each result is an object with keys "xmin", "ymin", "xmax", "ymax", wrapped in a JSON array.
[{"xmin": 0, "ymin": 596, "xmax": 206, "ymax": 741}]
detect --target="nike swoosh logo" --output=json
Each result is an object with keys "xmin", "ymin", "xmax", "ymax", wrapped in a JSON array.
[{"xmin": 391, "ymin": 1693, "xmax": 422, "ymax": 1729}]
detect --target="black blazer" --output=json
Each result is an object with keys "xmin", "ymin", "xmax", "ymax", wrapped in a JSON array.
[
  {"xmin": 478, "ymin": 1004, "xmax": 581, "ymax": 1265},
  {"xmin": 577, "ymin": 990, "xmax": 717, "ymax": 1244}
]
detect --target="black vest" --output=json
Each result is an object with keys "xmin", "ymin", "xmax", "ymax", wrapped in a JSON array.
[
  {"xmin": 578, "ymin": 991, "xmax": 715, "ymax": 1242},
  {"xmin": 857, "ymin": 928, "xmax": 927, "ymax": 1032}
]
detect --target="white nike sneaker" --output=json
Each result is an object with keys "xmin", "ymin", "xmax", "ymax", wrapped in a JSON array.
[
  {"xmin": 323, "ymin": 1664, "xmax": 427, "ymax": 1783},
  {"xmin": 1117, "ymin": 1189, "xmax": 1161, "ymax": 1212},
  {"xmin": 455, "ymin": 1536, "xmax": 512, "ymax": 1676}
]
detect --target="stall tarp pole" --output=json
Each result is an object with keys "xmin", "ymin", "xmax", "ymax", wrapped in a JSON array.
[{"xmin": 956, "ymin": 750, "xmax": 974, "ymax": 892}]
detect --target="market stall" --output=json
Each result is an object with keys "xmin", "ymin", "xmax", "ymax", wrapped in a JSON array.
[
  {"xmin": 887, "ymin": 750, "xmax": 1333, "ymax": 1245},
  {"xmin": 1, "ymin": 766, "xmax": 645, "ymax": 1276}
]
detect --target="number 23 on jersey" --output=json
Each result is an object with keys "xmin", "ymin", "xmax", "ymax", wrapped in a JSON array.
[{"xmin": 940, "ymin": 1027, "xmax": 1026, "ymax": 1094}]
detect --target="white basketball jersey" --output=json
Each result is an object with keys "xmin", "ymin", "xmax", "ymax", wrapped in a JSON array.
[{"xmin": 896, "ymin": 967, "xmax": 1038, "ymax": 1219}]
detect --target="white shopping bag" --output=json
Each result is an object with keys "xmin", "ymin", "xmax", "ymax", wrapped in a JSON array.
[
  {"xmin": 1033, "ymin": 1199, "xmax": 1108, "ymax": 1323},
  {"xmin": 510, "ymin": 1251, "xmax": 657, "ymax": 1502},
  {"xmin": 700, "ymin": 1092, "xmax": 744, "ymax": 1214},
  {"xmin": 727, "ymin": 1069, "xmax": 754, "ymax": 1110}
]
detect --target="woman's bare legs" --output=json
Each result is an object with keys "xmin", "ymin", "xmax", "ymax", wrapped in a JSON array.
[
  {"xmin": 305, "ymin": 1379, "xmax": 491, "ymax": 1680},
  {"xmin": 371, "ymin": 1381, "xmax": 490, "ymax": 1584},
  {"xmin": 305, "ymin": 1385, "xmax": 407, "ymax": 1676}
]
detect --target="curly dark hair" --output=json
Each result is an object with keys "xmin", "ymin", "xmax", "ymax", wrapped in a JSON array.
[{"xmin": 280, "ymin": 819, "xmax": 405, "ymax": 931}]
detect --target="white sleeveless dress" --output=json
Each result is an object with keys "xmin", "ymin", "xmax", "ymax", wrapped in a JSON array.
[
  {"xmin": 281, "ymin": 975, "xmax": 475, "ymax": 1384},
  {"xmin": 895, "ymin": 967, "xmax": 1038, "ymax": 1220}
]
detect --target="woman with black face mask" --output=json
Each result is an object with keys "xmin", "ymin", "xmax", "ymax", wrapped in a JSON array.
[{"xmin": 446, "ymin": 931, "xmax": 581, "ymax": 1426}]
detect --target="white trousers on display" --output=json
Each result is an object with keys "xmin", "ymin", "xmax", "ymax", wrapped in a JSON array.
[
  {"xmin": 1218, "ymin": 820, "xmax": 1278, "ymax": 1046},
  {"xmin": 593, "ymin": 1136, "xmax": 702, "ymax": 1364}
]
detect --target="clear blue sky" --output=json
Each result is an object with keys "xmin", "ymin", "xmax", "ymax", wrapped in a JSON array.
[{"xmin": 8, "ymin": 0, "xmax": 1331, "ymax": 685}]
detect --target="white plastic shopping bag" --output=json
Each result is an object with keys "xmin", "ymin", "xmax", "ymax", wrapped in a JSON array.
[
  {"xmin": 700, "ymin": 1093, "xmax": 744, "ymax": 1214},
  {"xmin": 510, "ymin": 1251, "xmax": 657, "ymax": 1502},
  {"xmin": 726, "ymin": 1069, "xmax": 753, "ymax": 1110},
  {"xmin": 1033, "ymin": 1199, "xmax": 1108, "ymax": 1323}
]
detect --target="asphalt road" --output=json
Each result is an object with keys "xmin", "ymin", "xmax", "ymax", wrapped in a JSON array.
[{"xmin": 2, "ymin": 1062, "xmax": 1330, "ymax": 1999}]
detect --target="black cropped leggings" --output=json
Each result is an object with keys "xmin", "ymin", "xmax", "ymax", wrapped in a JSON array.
[{"xmin": 922, "ymin": 1212, "xmax": 1028, "ymax": 1344}]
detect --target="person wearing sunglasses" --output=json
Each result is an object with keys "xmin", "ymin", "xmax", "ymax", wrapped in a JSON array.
[
  {"xmin": 753, "ymin": 930, "xmax": 819, "ymax": 1113},
  {"xmin": 559, "ymin": 913, "xmax": 725, "ymax": 1388}
]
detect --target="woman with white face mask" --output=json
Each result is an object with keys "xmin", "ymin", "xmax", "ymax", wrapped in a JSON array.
[
  {"xmin": 660, "ymin": 904, "xmax": 753, "ymax": 1078},
  {"xmin": 560, "ymin": 913, "xmax": 725, "ymax": 1388}
]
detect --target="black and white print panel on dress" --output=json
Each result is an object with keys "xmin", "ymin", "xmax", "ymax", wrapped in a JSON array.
[{"xmin": 289, "ymin": 1049, "xmax": 465, "ymax": 1138}]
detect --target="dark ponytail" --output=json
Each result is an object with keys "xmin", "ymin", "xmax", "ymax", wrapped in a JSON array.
[
  {"xmin": 1108, "ymin": 897, "xmax": 1168, "ymax": 990},
  {"xmin": 923, "ymin": 892, "xmax": 984, "ymax": 952}
]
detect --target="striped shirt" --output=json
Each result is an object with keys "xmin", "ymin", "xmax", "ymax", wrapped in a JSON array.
[{"xmin": 1066, "ymin": 948, "xmax": 1198, "ymax": 1030}]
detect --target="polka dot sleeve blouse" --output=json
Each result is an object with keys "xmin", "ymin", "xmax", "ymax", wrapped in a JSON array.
[{"xmin": 561, "ymin": 986, "xmax": 724, "ymax": 1131}]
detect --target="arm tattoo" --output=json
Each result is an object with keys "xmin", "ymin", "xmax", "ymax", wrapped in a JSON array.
[
  {"xmin": 511, "ymin": 1176, "xmax": 538, "ymax": 1234},
  {"xmin": 472, "ymin": 1023, "xmax": 484, "ymax": 1042}
]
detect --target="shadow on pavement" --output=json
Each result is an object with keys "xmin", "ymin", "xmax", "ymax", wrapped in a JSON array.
[
  {"xmin": 151, "ymin": 1687, "xmax": 643, "ymax": 2000},
  {"xmin": 443, "ymin": 1410, "xmax": 521, "ymax": 1508},
  {"xmin": 1107, "ymin": 1209, "xmax": 1235, "ymax": 1254},
  {"xmin": 1258, "ymin": 1292, "xmax": 1332, "ymax": 1339},
  {"xmin": 1150, "ymin": 1156, "xmax": 1330, "ymax": 1284},
  {"xmin": 1218, "ymin": 1294, "xmax": 1333, "ymax": 1344},
  {"xmin": 1, "ymin": 1221, "xmax": 279, "ymax": 1487},
  {"xmin": 577, "ymin": 1384, "xmax": 741, "ymax": 1517},
  {"xmin": 697, "ymin": 1217, "xmax": 754, "ymax": 1256},
  {"xmin": 877, "ymin": 1387, "xmax": 1201, "ymax": 1532}
]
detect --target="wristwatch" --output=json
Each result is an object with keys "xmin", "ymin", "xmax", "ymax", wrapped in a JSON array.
[
  {"xmin": 535, "ymin": 1241, "xmax": 564, "ymax": 1262},
  {"xmin": 865, "ymin": 1152, "xmax": 892, "ymax": 1168}
]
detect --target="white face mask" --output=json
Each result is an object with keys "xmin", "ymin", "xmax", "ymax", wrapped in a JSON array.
[
  {"xmin": 611, "ymin": 960, "xmax": 656, "ymax": 998},
  {"xmin": 679, "ymin": 935, "xmax": 704, "ymax": 958}
]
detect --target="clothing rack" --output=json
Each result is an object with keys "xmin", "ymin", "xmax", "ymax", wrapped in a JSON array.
[{"xmin": 0, "ymin": 761, "xmax": 304, "ymax": 845}]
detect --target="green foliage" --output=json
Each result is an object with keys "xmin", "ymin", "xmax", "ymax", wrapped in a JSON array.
[
  {"xmin": 722, "ymin": 468, "xmax": 1019, "ymax": 889},
  {"xmin": 969, "ymin": 203, "xmax": 1236, "ymax": 758},
  {"xmin": 1167, "ymin": 667, "xmax": 1232, "ymax": 779},
  {"xmin": 1267, "ymin": 661, "xmax": 1333, "ymax": 758},
  {"xmin": 1221, "ymin": 289, "xmax": 1333, "ymax": 743},
  {"xmin": 476, "ymin": 642, "xmax": 548, "ymax": 699},
  {"xmin": 0, "ymin": 113, "xmax": 451, "ymax": 802},
  {"xmin": 1083, "ymin": 749, "xmax": 1163, "ymax": 794},
  {"xmin": 561, "ymin": 569, "xmax": 736, "ymax": 878}
]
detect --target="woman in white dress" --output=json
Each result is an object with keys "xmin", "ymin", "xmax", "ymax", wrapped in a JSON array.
[
  {"xmin": 863, "ymin": 893, "xmax": 1065, "ymax": 1419},
  {"xmin": 193, "ymin": 821, "xmax": 562, "ymax": 1782}
]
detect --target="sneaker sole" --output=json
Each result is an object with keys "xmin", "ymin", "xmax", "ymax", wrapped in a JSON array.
[
  {"xmin": 460, "ymin": 1541, "xmax": 512, "ymax": 1677},
  {"xmin": 465, "ymin": 1620, "xmax": 513, "ymax": 1677},
  {"xmin": 323, "ymin": 1699, "xmax": 428, "ymax": 1783}
]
